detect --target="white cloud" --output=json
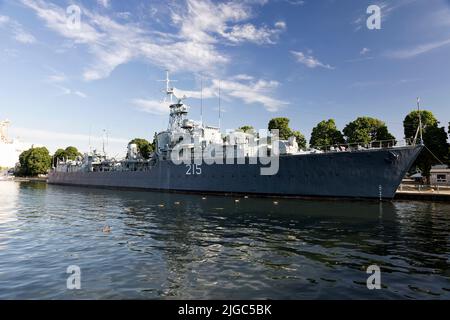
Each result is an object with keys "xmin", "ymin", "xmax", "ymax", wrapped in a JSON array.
[
  {"xmin": 291, "ymin": 51, "xmax": 334, "ymax": 69},
  {"xmin": 360, "ymin": 47, "xmax": 370, "ymax": 55},
  {"xmin": 350, "ymin": 78, "xmax": 420, "ymax": 88},
  {"xmin": 274, "ymin": 21, "xmax": 286, "ymax": 29},
  {"xmin": 172, "ymin": 0, "xmax": 285, "ymax": 45},
  {"xmin": 285, "ymin": 0, "xmax": 305, "ymax": 5},
  {"xmin": 116, "ymin": 12, "xmax": 132, "ymax": 20},
  {"xmin": 169, "ymin": 76, "xmax": 289, "ymax": 112},
  {"xmin": 0, "ymin": 14, "xmax": 36, "ymax": 44},
  {"xmin": 97, "ymin": 0, "xmax": 110, "ymax": 8},
  {"xmin": 47, "ymin": 74, "xmax": 67, "ymax": 83},
  {"xmin": 12, "ymin": 127, "xmax": 127, "ymax": 145},
  {"xmin": 55, "ymin": 85, "xmax": 88, "ymax": 98},
  {"xmin": 224, "ymin": 22, "xmax": 285, "ymax": 44},
  {"xmin": 14, "ymin": 31, "xmax": 36, "ymax": 44},
  {"xmin": 22, "ymin": 0, "xmax": 287, "ymax": 112},
  {"xmin": 22, "ymin": 0, "xmax": 285, "ymax": 81},
  {"xmin": 11, "ymin": 126, "xmax": 129, "ymax": 154},
  {"xmin": 46, "ymin": 68, "xmax": 67, "ymax": 83},
  {"xmin": 0, "ymin": 15, "xmax": 10, "ymax": 25},
  {"xmin": 132, "ymin": 99, "xmax": 169, "ymax": 115},
  {"xmin": 43, "ymin": 69, "xmax": 86, "ymax": 98},
  {"xmin": 215, "ymin": 78, "xmax": 288, "ymax": 112},
  {"xmin": 232, "ymin": 74, "xmax": 254, "ymax": 81},
  {"xmin": 345, "ymin": 56, "xmax": 374, "ymax": 63},
  {"xmin": 386, "ymin": 38, "xmax": 450, "ymax": 59},
  {"xmin": 73, "ymin": 91, "xmax": 88, "ymax": 98}
]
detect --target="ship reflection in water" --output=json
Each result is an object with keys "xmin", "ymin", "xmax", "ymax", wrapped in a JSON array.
[{"xmin": 0, "ymin": 181, "xmax": 449, "ymax": 299}]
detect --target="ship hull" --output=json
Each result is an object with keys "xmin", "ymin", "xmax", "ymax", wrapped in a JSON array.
[{"xmin": 48, "ymin": 146, "xmax": 422, "ymax": 200}]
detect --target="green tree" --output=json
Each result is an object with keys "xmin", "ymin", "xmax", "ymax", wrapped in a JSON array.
[
  {"xmin": 53, "ymin": 148, "xmax": 66, "ymax": 167},
  {"xmin": 292, "ymin": 130, "xmax": 307, "ymax": 149},
  {"xmin": 403, "ymin": 110, "xmax": 437, "ymax": 141},
  {"xmin": 52, "ymin": 146, "xmax": 81, "ymax": 167},
  {"xmin": 343, "ymin": 117, "xmax": 394, "ymax": 144},
  {"xmin": 421, "ymin": 125, "xmax": 449, "ymax": 181},
  {"xmin": 128, "ymin": 138, "xmax": 153, "ymax": 159},
  {"xmin": 238, "ymin": 125, "xmax": 254, "ymax": 134},
  {"xmin": 268, "ymin": 117, "xmax": 306, "ymax": 149},
  {"xmin": 17, "ymin": 147, "xmax": 52, "ymax": 177},
  {"xmin": 152, "ymin": 132, "xmax": 157, "ymax": 149},
  {"xmin": 64, "ymin": 146, "xmax": 81, "ymax": 160},
  {"xmin": 376, "ymin": 125, "xmax": 395, "ymax": 141},
  {"xmin": 268, "ymin": 117, "xmax": 291, "ymax": 140},
  {"xmin": 309, "ymin": 119, "xmax": 345, "ymax": 149},
  {"xmin": 403, "ymin": 110, "xmax": 449, "ymax": 180}
]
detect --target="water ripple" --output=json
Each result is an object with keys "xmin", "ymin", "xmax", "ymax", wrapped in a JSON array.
[{"xmin": 0, "ymin": 181, "xmax": 449, "ymax": 299}]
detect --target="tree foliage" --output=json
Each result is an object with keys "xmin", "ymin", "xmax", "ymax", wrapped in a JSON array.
[
  {"xmin": 343, "ymin": 117, "xmax": 394, "ymax": 144},
  {"xmin": 403, "ymin": 110, "xmax": 449, "ymax": 179},
  {"xmin": 53, "ymin": 149, "xmax": 66, "ymax": 165},
  {"xmin": 309, "ymin": 119, "xmax": 345, "ymax": 149},
  {"xmin": 238, "ymin": 125, "xmax": 255, "ymax": 134},
  {"xmin": 64, "ymin": 146, "xmax": 81, "ymax": 159},
  {"xmin": 128, "ymin": 138, "xmax": 154, "ymax": 159},
  {"xmin": 268, "ymin": 118, "xmax": 291, "ymax": 140},
  {"xmin": 292, "ymin": 130, "xmax": 307, "ymax": 149},
  {"xmin": 53, "ymin": 146, "xmax": 81, "ymax": 167},
  {"xmin": 403, "ymin": 110, "xmax": 437, "ymax": 141},
  {"xmin": 268, "ymin": 117, "xmax": 306, "ymax": 149},
  {"xmin": 17, "ymin": 147, "xmax": 52, "ymax": 177}
]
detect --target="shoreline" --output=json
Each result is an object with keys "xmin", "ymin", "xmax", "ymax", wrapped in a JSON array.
[
  {"xmin": 395, "ymin": 190, "xmax": 450, "ymax": 202},
  {"xmin": 11, "ymin": 176, "xmax": 47, "ymax": 183}
]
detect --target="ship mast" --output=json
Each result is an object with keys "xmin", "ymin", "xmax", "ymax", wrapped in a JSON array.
[
  {"xmin": 413, "ymin": 97, "xmax": 424, "ymax": 145},
  {"xmin": 218, "ymin": 80, "xmax": 221, "ymax": 131},
  {"xmin": 160, "ymin": 70, "xmax": 188, "ymax": 131},
  {"xmin": 417, "ymin": 97, "xmax": 423, "ymax": 145}
]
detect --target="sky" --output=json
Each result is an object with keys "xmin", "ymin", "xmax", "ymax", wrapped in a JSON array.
[{"xmin": 1, "ymin": 0, "xmax": 450, "ymax": 157}]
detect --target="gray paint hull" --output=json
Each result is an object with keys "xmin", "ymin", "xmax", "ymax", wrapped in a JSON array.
[{"xmin": 48, "ymin": 146, "xmax": 422, "ymax": 200}]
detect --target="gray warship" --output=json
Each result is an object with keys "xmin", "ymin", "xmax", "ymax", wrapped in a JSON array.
[{"xmin": 48, "ymin": 72, "xmax": 423, "ymax": 200}]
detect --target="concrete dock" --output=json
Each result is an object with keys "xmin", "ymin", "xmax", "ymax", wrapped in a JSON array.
[{"xmin": 395, "ymin": 185, "xmax": 450, "ymax": 201}]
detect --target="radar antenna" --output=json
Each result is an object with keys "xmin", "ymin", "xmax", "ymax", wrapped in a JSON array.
[{"xmin": 158, "ymin": 70, "xmax": 177, "ymax": 104}]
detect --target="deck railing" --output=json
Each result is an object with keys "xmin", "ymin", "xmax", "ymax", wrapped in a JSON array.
[{"xmin": 311, "ymin": 138, "xmax": 416, "ymax": 153}]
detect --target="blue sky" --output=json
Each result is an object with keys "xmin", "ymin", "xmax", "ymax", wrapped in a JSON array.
[{"xmin": 1, "ymin": 0, "xmax": 450, "ymax": 156}]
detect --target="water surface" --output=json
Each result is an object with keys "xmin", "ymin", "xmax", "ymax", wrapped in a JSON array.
[{"xmin": 0, "ymin": 181, "xmax": 449, "ymax": 299}]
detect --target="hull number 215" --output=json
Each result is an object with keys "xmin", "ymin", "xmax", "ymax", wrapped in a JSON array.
[{"xmin": 186, "ymin": 164, "xmax": 202, "ymax": 175}]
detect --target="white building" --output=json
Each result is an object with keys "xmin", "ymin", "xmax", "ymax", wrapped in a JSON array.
[
  {"xmin": 430, "ymin": 165, "xmax": 450, "ymax": 186},
  {"xmin": 0, "ymin": 120, "xmax": 32, "ymax": 168}
]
